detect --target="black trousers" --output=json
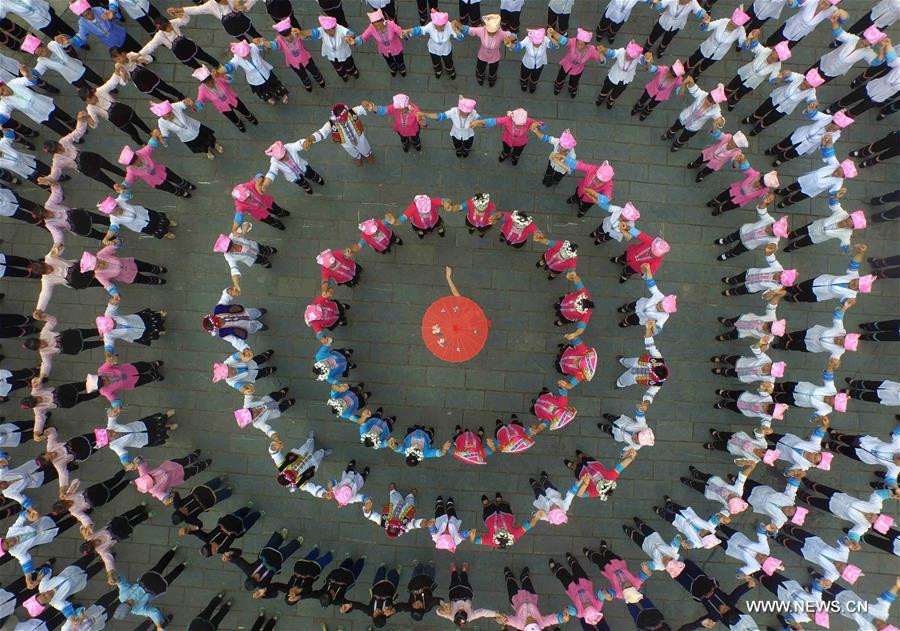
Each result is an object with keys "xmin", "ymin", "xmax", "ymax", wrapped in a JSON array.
[
  {"xmin": 458, "ymin": 1, "xmax": 481, "ymax": 26},
  {"xmin": 596, "ymin": 77, "xmax": 628, "ymax": 106},
  {"xmin": 289, "ymin": 58, "xmax": 324, "ymax": 87},
  {"xmin": 554, "ymin": 67, "xmax": 582, "ymax": 96},
  {"xmin": 318, "ymin": 0, "xmax": 348, "ymax": 27},
  {"xmin": 77, "ymin": 152, "xmax": 126, "ymax": 190},
  {"xmin": 725, "ymin": 75, "xmax": 754, "ymax": 108},
  {"xmin": 520, "ymin": 64, "xmax": 543, "ymax": 91},
  {"xmin": 0, "ymin": 17, "xmax": 29, "ymax": 50},
  {"xmin": 829, "ymin": 83, "xmax": 884, "ymax": 117},
  {"xmin": 417, "ymin": 0, "xmax": 438, "ymax": 24},
  {"xmin": 749, "ymin": 97, "xmax": 787, "ymax": 130},
  {"xmin": 155, "ymin": 168, "xmax": 195, "ymax": 196},
  {"xmin": 644, "ymin": 22, "xmax": 678, "ymax": 53},
  {"xmin": 543, "ymin": 162, "xmax": 565, "ymax": 186},
  {"xmin": 500, "ymin": 8, "xmax": 520, "ymax": 33},
  {"xmin": 109, "ymin": 102, "xmax": 153, "ymax": 144},
  {"xmin": 221, "ymin": 99, "xmax": 256, "ymax": 130},
  {"xmin": 595, "ymin": 15, "xmax": 624, "ymax": 43},
  {"xmin": 665, "ymin": 120, "xmax": 697, "ymax": 148},
  {"xmin": 381, "ymin": 52, "xmax": 406, "ymax": 74},
  {"xmin": 504, "ymin": 567, "xmax": 536, "ymax": 601},
  {"xmin": 41, "ymin": 107, "xmax": 76, "ymax": 136},
  {"xmin": 686, "ymin": 49, "xmax": 717, "ymax": 77},
  {"xmin": 330, "ymin": 56, "xmax": 359, "ymax": 80},
  {"xmin": 191, "ymin": 592, "xmax": 233, "ymax": 630},
  {"xmin": 852, "ymin": 131, "xmax": 899, "ymax": 166},
  {"xmin": 452, "ymin": 136, "xmax": 474, "ymax": 157},
  {"xmin": 130, "ymin": 3, "xmax": 163, "ymax": 32},
  {"xmin": 475, "ymin": 59, "xmax": 499, "ymax": 85},
  {"xmin": 547, "ymin": 8, "xmax": 570, "ymax": 34},
  {"xmin": 429, "ymin": 51, "xmax": 455, "ymax": 77}
]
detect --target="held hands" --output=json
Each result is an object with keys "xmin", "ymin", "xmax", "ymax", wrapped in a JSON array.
[
  {"xmin": 764, "ymin": 243, "xmax": 778, "ymax": 256},
  {"xmin": 361, "ymin": 99, "xmax": 376, "ymax": 112}
]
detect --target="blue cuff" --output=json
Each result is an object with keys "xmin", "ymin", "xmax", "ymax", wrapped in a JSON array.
[
  {"xmin": 848, "ymin": 260, "xmax": 860, "ymax": 271},
  {"xmin": 786, "ymin": 477, "xmax": 800, "ymax": 487},
  {"xmin": 107, "ymin": 287, "xmax": 120, "ymax": 296},
  {"xmin": 821, "ymin": 146, "xmax": 836, "ymax": 158},
  {"xmin": 223, "ymin": 62, "xmax": 235, "ymax": 73},
  {"xmin": 72, "ymin": 36, "xmax": 86, "ymax": 48},
  {"xmin": 483, "ymin": 118, "xmax": 497, "ymax": 127},
  {"xmin": 119, "ymin": 454, "xmax": 132, "ymax": 464},
  {"xmin": 597, "ymin": 194, "xmax": 610, "ymax": 209},
  {"xmin": 411, "ymin": 26, "xmax": 422, "ymax": 36},
  {"xmin": 376, "ymin": 105, "xmax": 387, "ymax": 115},
  {"xmin": 22, "ymin": 561, "xmax": 34, "ymax": 573},
  {"xmin": 563, "ymin": 156, "xmax": 577, "ymax": 170},
  {"xmin": 148, "ymin": 138, "xmax": 159, "ymax": 148},
  {"xmin": 61, "ymin": 604, "xmax": 75, "ymax": 618},
  {"xmin": 645, "ymin": 277, "xmax": 657, "ymax": 288},
  {"xmin": 103, "ymin": 345, "xmax": 114, "ymax": 353}
]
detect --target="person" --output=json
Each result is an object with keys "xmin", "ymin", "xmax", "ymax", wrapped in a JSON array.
[
  {"xmin": 721, "ymin": 244, "xmax": 794, "ymax": 296},
  {"xmin": 843, "ymin": 378, "xmax": 899, "ymax": 407},
  {"xmin": 420, "ymin": 95, "xmax": 480, "ymax": 157},
  {"xmin": 214, "ymin": 348, "xmax": 276, "ymax": 392},
  {"xmin": 404, "ymin": 10, "xmax": 460, "ymax": 79},
  {"xmin": 858, "ymin": 318, "xmax": 899, "ymax": 342},
  {"xmin": 569, "ymin": 448, "xmax": 638, "ymax": 500},
  {"xmin": 549, "ymin": 552, "xmax": 608, "ymax": 627},
  {"xmin": 98, "ymin": 193, "xmax": 175, "ymax": 241},
  {"xmin": 230, "ymin": 176, "xmax": 288, "ymax": 232},
  {"xmin": 714, "ymin": 382, "xmax": 786, "ymax": 428},
  {"xmin": 264, "ymin": 139, "xmax": 325, "ymax": 194},
  {"xmin": 480, "ymin": 108, "xmax": 541, "ymax": 165},
  {"xmin": 845, "ymin": 0, "xmax": 899, "ymax": 36},
  {"xmin": 497, "ymin": 566, "xmax": 570, "ymax": 629},
  {"xmin": 783, "ymin": 244, "xmax": 873, "ymax": 303},
  {"xmin": 109, "ymin": 49, "xmax": 186, "ymax": 102},
  {"xmin": 396, "ymin": 194, "xmax": 449, "ymax": 239},
  {"xmin": 617, "ymin": 264, "xmax": 676, "ymax": 330},
  {"xmin": 80, "ymin": 74, "xmax": 152, "ymax": 144},
  {"xmin": 187, "ymin": 592, "xmax": 234, "ymax": 630},
  {"xmin": 468, "ymin": 492, "xmax": 542, "ymax": 548},
  {"xmin": 327, "ymin": 382, "xmax": 368, "ymax": 421},
  {"xmin": 534, "ymin": 128, "xmax": 576, "ymax": 186},
  {"xmin": 561, "ymin": 157, "xmax": 614, "ymax": 217},
  {"xmin": 596, "ymin": 0, "xmax": 649, "ymax": 45},
  {"xmin": 119, "ymin": 134, "xmax": 196, "ymax": 198},
  {"xmin": 0, "ymin": 418, "xmax": 35, "ymax": 448},
  {"xmin": 0, "ymin": 314, "xmax": 39, "ymax": 341},
  {"xmin": 152, "ymin": 99, "xmax": 222, "ymax": 160},
  {"xmin": 33, "ymin": 554, "xmax": 105, "ymax": 618},
  {"xmin": 784, "ymin": 190, "xmax": 867, "ymax": 252},
  {"xmin": 34, "ymin": 179, "xmax": 109, "ymax": 247},
  {"xmin": 110, "ymin": 0, "xmax": 165, "ymax": 33},
  {"xmin": 771, "ymin": 358, "xmax": 847, "ymax": 421},
  {"xmin": 765, "ymin": 0, "xmax": 846, "ymax": 49},
  {"xmin": 828, "ymin": 426, "xmax": 899, "ymax": 486},
  {"xmin": 20, "ymin": 34, "xmax": 103, "ymax": 90},
  {"xmin": 26, "ymin": 311, "xmax": 104, "ymax": 379},
  {"xmin": 0, "ymin": 186, "xmax": 42, "ymax": 227},
  {"xmin": 2, "ymin": 510, "xmax": 77, "ymax": 577},
  {"xmin": 725, "ymin": 39, "xmax": 790, "ymax": 110},
  {"xmin": 798, "ymin": 481, "xmax": 893, "ymax": 541},
  {"xmin": 763, "ymin": 419, "xmax": 832, "ymax": 474},
  {"xmin": 687, "ymin": 121, "xmax": 746, "ymax": 182},
  {"xmin": 339, "ymin": 564, "xmax": 401, "ymax": 625},
  {"xmin": 437, "ymin": 562, "xmax": 495, "ymax": 625},
  {"xmin": 362, "ymin": 484, "xmax": 432, "ymax": 537},
  {"xmin": 554, "ymin": 270, "xmax": 593, "ymax": 336},
  {"xmin": 269, "ymin": 430, "xmax": 331, "ymax": 492},
  {"xmin": 213, "ymin": 232, "xmax": 277, "ymax": 290},
  {"xmin": 170, "ymin": 476, "xmax": 232, "ymax": 527},
  {"xmin": 612, "ymin": 226, "xmax": 669, "ymax": 283},
  {"xmin": 276, "ymin": 546, "xmax": 334, "ymax": 604},
  {"xmin": 298, "ymin": 17, "xmax": 358, "ymax": 82},
  {"xmin": 139, "ymin": 18, "xmax": 221, "ymax": 70},
  {"xmin": 168, "ymin": 0, "xmax": 262, "ymax": 41},
  {"xmin": 0, "ymin": 0, "xmax": 75, "ymax": 42},
  {"xmin": 306, "ymin": 459, "xmax": 368, "ymax": 509},
  {"xmin": 455, "ymin": 14, "xmax": 513, "ymax": 87},
  {"xmin": 811, "ymin": 19, "xmax": 892, "ymax": 86},
  {"xmin": 849, "ymin": 129, "xmax": 899, "ymax": 168},
  {"xmin": 390, "ymin": 425, "xmax": 451, "ymax": 464},
  {"xmin": 686, "ymin": 7, "xmax": 750, "ymax": 78},
  {"xmin": 714, "ymin": 199, "xmax": 787, "ymax": 260},
  {"xmin": 316, "ymin": 247, "xmax": 359, "ymax": 288},
  {"xmin": 23, "ymin": 378, "xmax": 101, "ymax": 437},
  {"xmin": 555, "ymin": 337, "xmax": 596, "ymax": 389},
  {"xmin": 352, "ymin": 215, "xmax": 402, "ymax": 254},
  {"xmin": 0, "ymin": 450, "xmax": 60, "ymax": 511},
  {"xmin": 644, "ymin": 0, "xmax": 707, "ymax": 58},
  {"xmin": 363, "ymin": 94, "xmax": 423, "ymax": 152},
  {"xmin": 234, "ymin": 388, "xmax": 292, "ymax": 441},
  {"xmin": 506, "ymin": 27, "xmax": 560, "ymax": 93},
  {"xmin": 180, "ymin": 504, "xmax": 261, "ymax": 557},
  {"xmin": 427, "ymin": 494, "xmax": 468, "ymax": 550},
  {"xmin": 662, "ymin": 75, "xmax": 725, "ymax": 151},
  {"xmin": 193, "ymin": 65, "xmax": 258, "ymax": 133},
  {"xmin": 553, "ymin": 28, "xmax": 601, "ymax": 98},
  {"xmin": 225, "ymin": 528, "xmax": 304, "ymax": 592},
  {"xmin": 711, "ymin": 337, "xmax": 785, "ymax": 384},
  {"xmin": 768, "ymin": 106, "xmax": 853, "ymax": 166},
  {"xmin": 79, "ymin": 245, "xmax": 167, "ymax": 297},
  {"xmin": 315, "ymin": 555, "xmax": 365, "ymax": 608},
  {"xmin": 265, "ymin": 0, "xmax": 301, "ymax": 28},
  {"xmin": 531, "ymin": 470, "xmax": 577, "ymax": 524},
  {"xmin": 772, "ymin": 299, "xmax": 856, "ymax": 358},
  {"xmin": 825, "ymin": 53, "xmax": 900, "ymax": 117},
  {"xmin": 303, "ymin": 102, "xmax": 372, "ymax": 165},
  {"xmin": 743, "ymin": 68, "xmax": 822, "ymax": 136},
  {"xmin": 654, "ymin": 495, "xmax": 722, "ymax": 550},
  {"xmin": 0, "ymin": 130, "xmax": 49, "ymax": 184},
  {"xmin": 354, "ymin": 10, "xmax": 406, "ymax": 76},
  {"xmin": 631, "ymin": 58, "xmax": 684, "ymax": 120},
  {"xmin": 447, "ymin": 192, "xmax": 498, "ymax": 236},
  {"xmin": 80, "ymin": 505, "xmax": 150, "ymax": 584},
  {"xmin": 133, "ymin": 450, "xmax": 211, "ymax": 504},
  {"xmin": 598, "ymin": 401, "xmax": 654, "ymax": 452},
  {"xmin": 103, "ymin": 408, "xmax": 175, "ymax": 466},
  {"xmin": 810, "ymin": 575, "xmax": 899, "ymax": 630},
  {"xmin": 595, "ymin": 41, "xmax": 652, "ymax": 108},
  {"xmin": 496, "ymin": 209, "xmax": 539, "ymax": 248},
  {"xmin": 222, "ymin": 39, "xmax": 288, "ymax": 105},
  {"xmin": 0, "ymin": 75, "xmax": 75, "ymax": 136},
  {"xmin": 68, "ymin": 0, "xmax": 141, "ymax": 53},
  {"xmin": 366, "ymin": 0, "xmax": 397, "ymax": 21},
  {"xmin": 399, "ymin": 562, "xmax": 440, "ymax": 620},
  {"xmin": 271, "ymin": 21, "xmax": 325, "ymax": 92},
  {"xmin": 312, "ymin": 337, "xmax": 351, "ymax": 385}
]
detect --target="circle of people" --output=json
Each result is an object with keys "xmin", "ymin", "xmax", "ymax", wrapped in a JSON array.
[{"xmin": 0, "ymin": 0, "xmax": 897, "ymax": 629}]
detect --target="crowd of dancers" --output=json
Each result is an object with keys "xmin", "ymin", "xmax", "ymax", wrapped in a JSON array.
[{"xmin": 0, "ymin": 0, "xmax": 897, "ymax": 628}]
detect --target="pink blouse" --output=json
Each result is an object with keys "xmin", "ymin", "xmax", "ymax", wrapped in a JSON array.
[
  {"xmin": 196, "ymin": 76, "xmax": 239, "ymax": 113},
  {"xmin": 561, "ymin": 39, "xmax": 601, "ymax": 75},
  {"xmin": 383, "ymin": 103, "xmax": 420, "ymax": 136},
  {"xmin": 124, "ymin": 145, "xmax": 166, "ymax": 187},
  {"xmin": 644, "ymin": 65, "xmax": 683, "ymax": 101},
  {"xmin": 505, "ymin": 591, "xmax": 561, "ymax": 630},
  {"xmin": 135, "ymin": 459, "xmax": 185, "ymax": 501},
  {"xmin": 274, "ymin": 34, "xmax": 312, "ymax": 68},
  {"xmin": 467, "ymin": 27, "xmax": 511, "ymax": 63},
  {"xmin": 701, "ymin": 133, "xmax": 741, "ymax": 171},
  {"xmin": 728, "ymin": 168, "xmax": 767, "ymax": 206},
  {"xmin": 93, "ymin": 244, "xmax": 137, "ymax": 289},
  {"xmin": 360, "ymin": 21, "xmax": 404, "ymax": 56},
  {"xmin": 493, "ymin": 116, "xmax": 535, "ymax": 147},
  {"xmin": 98, "ymin": 361, "xmax": 141, "ymax": 402}
]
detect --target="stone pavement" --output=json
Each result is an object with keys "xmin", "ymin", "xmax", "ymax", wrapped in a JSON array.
[{"xmin": 0, "ymin": 0, "xmax": 897, "ymax": 629}]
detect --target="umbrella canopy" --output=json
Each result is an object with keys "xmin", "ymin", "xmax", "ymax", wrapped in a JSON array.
[{"xmin": 421, "ymin": 296, "xmax": 490, "ymax": 363}]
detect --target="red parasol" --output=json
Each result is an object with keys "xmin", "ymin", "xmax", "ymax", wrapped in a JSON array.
[{"xmin": 421, "ymin": 296, "xmax": 490, "ymax": 363}]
